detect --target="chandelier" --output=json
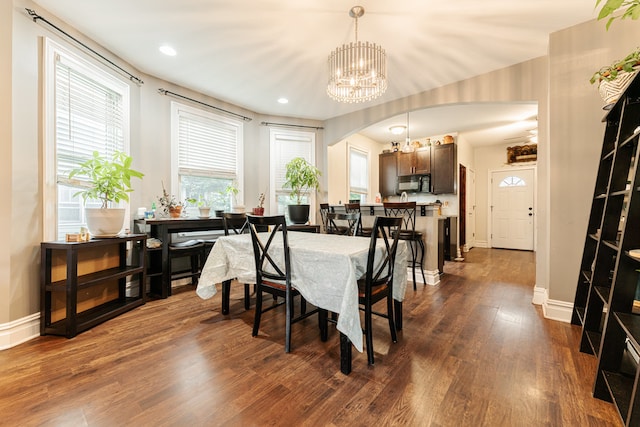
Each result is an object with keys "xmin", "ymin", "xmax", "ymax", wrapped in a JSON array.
[{"xmin": 327, "ymin": 6, "xmax": 387, "ymax": 103}]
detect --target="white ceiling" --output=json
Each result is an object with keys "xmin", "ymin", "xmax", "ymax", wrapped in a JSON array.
[{"xmin": 29, "ymin": 0, "xmax": 596, "ymax": 145}]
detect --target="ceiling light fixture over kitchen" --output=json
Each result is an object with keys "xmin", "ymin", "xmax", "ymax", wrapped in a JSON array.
[
  {"xmin": 327, "ymin": 6, "xmax": 387, "ymax": 103},
  {"xmin": 389, "ymin": 125, "xmax": 406, "ymax": 135}
]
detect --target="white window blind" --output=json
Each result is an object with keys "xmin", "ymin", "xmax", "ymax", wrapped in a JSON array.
[
  {"xmin": 55, "ymin": 55, "xmax": 125, "ymax": 187},
  {"xmin": 349, "ymin": 147, "xmax": 368, "ymax": 195},
  {"xmin": 177, "ymin": 107, "xmax": 239, "ymax": 178}
]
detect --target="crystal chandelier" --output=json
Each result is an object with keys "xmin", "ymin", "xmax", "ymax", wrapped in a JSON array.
[{"xmin": 327, "ymin": 6, "xmax": 387, "ymax": 103}]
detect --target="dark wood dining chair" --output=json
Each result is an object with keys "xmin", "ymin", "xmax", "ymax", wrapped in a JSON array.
[
  {"xmin": 319, "ymin": 203, "xmax": 331, "ymax": 233},
  {"xmin": 383, "ymin": 202, "xmax": 426, "ymax": 289},
  {"xmin": 359, "ymin": 215, "xmax": 403, "ymax": 365},
  {"xmin": 222, "ymin": 212, "xmax": 253, "ymax": 310},
  {"xmin": 326, "ymin": 211, "xmax": 360, "ymax": 236},
  {"xmin": 344, "ymin": 202, "xmax": 373, "ymax": 237},
  {"xmin": 247, "ymin": 215, "xmax": 325, "ymax": 353}
]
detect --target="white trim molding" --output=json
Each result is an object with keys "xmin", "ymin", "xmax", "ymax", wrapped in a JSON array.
[
  {"xmin": 532, "ymin": 286, "xmax": 572, "ymax": 323},
  {"xmin": 0, "ymin": 313, "xmax": 40, "ymax": 351},
  {"xmin": 408, "ymin": 268, "xmax": 441, "ymax": 286}
]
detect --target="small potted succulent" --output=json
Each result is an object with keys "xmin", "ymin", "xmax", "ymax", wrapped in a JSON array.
[{"xmin": 252, "ymin": 192, "xmax": 265, "ymax": 216}]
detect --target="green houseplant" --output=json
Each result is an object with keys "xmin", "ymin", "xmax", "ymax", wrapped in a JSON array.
[
  {"xmin": 591, "ymin": 0, "xmax": 640, "ymax": 106},
  {"xmin": 283, "ymin": 157, "xmax": 321, "ymax": 224},
  {"xmin": 68, "ymin": 150, "xmax": 144, "ymax": 236}
]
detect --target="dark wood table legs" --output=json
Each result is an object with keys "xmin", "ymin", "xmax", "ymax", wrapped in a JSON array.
[
  {"xmin": 340, "ymin": 332, "xmax": 352, "ymax": 375},
  {"xmin": 394, "ymin": 300, "xmax": 403, "ymax": 331},
  {"xmin": 221, "ymin": 279, "xmax": 231, "ymax": 315}
]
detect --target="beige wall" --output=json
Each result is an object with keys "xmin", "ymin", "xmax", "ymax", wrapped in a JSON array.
[
  {"xmin": 547, "ymin": 18, "xmax": 640, "ymax": 302},
  {"xmin": 1, "ymin": 0, "xmax": 13, "ymax": 324},
  {"xmin": 327, "ymin": 133, "xmax": 383, "ymax": 205}
]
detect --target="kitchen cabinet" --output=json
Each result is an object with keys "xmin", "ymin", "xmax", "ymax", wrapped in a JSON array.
[
  {"xmin": 397, "ymin": 148, "xmax": 431, "ymax": 176},
  {"xmin": 431, "ymin": 144, "xmax": 456, "ymax": 194},
  {"xmin": 379, "ymin": 152, "xmax": 398, "ymax": 197}
]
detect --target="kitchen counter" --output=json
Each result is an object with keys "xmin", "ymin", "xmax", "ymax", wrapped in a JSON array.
[{"xmin": 329, "ymin": 203, "xmax": 442, "ymax": 285}]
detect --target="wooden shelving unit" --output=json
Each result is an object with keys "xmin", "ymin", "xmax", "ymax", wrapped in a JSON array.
[
  {"xmin": 571, "ymin": 74, "xmax": 640, "ymax": 426},
  {"xmin": 40, "ymin": 234, "xmax": 146, "ymax": 338}
]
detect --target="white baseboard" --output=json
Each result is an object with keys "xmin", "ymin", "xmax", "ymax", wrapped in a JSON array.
[
  {"xmin": 407, "ymin": 267, "xmax": 440, "ymax": 286},
  {"xmin": 474, "ymin": 240, "xmax": 489, "ymax": 248},
  {"xmin": 532, "ymin": 285, "xmax": 546, "ymax": 305},
  {"xmin": 531, "ymin": 286, "xmax": 572, "ymax": 323},
  {"xmin": 0, "ymin": 313, "xmax": 40, "ymax": 350}
]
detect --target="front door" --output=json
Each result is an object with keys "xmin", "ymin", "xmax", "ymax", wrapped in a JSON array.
[{"xmin": 491, "ymin": 168, "xmax": 534, "ymax": 250}]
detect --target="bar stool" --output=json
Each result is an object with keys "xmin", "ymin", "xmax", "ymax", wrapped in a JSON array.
[{"xmin": 383, "ymin": 202, "xmax": 426, "ymax": 289}]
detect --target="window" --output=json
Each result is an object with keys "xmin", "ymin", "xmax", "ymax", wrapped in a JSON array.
[
  {"xmin": 349, "ymin": 146, "xmax": 368, "ymax": 203},
  {"xmin": 171, "ymin": 102, "xmax": 244, "ymax": 216},
  {"xmin": 269, "ymin": 128, "xmax": 316, "ymax": 222},
  {"xmin": 499, "ymin": 176, "xmax": 526, "ymax": 187},
  {"xmin": 44, "ymin": 38, "xmax": 130, "ymax": 240}
]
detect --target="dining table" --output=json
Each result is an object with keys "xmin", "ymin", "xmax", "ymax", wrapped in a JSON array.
[{"xmin": 196, "ymin": 230, "xmax": 408, "ymax": 374}]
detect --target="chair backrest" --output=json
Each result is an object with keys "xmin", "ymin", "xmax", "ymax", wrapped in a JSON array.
[
  {"xmin": 344, "ymin": 202, "xmax": 364, "ymax": 236},
  {"xmin": 222, "ymin": 212, "xmax": 248, "ymax": 236},
  {"xmin": 363, "ymin": 216, "xmax": 403, "ymax": 296},
  {"xmin": 247, "ymin": 215, "xmax": 291, "ymax": 285},
  {"xmin": 326, "ymin": 212, "xmax": 361, "ymax": 236},
  {"xmin": 383, "ymin": 202, "xmax": 417, "ymax": 234},
  {"xmin": 319, "ymin": 203, "xmax": 331, "ymax": 233}
]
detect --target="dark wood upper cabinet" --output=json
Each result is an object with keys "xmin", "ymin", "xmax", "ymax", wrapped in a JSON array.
[
  {"xmin": 431, "ymin": 144, "xmax": 455, "ymax": 194},
  {"xmin": 397, "ymin": 148, "xmax": 431, "ymax": 176},
  {"xmin": 379, "ymin": 152, "xmax": 398, "ymax": 197}
]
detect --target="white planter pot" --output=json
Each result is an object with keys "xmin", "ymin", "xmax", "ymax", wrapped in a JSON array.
[
  {"xmin": 198, "ymin": 207, "xmax": 211, "ymax": 218},
  {"xmin": 599, "ymin": 70, "xmax": 638, "ymax": 109},
  {"xmin": 85, "ymin": 208, "xmax": 125, "ymax": 237}
]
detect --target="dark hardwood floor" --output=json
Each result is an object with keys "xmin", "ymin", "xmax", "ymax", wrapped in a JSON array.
[{"xmin": 0, "ymin": 248, "xmax": 621, "ymax": 426}]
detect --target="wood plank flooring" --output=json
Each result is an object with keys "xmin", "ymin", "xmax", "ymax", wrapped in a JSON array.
[{"xmin": 0, "ymin": 248, "xmax": 622, "ymax": 426}]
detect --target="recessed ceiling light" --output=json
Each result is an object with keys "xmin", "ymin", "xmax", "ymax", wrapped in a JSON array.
[
  {"xmin": 278, "ymin": 98, "xmax": 289, "ymax": 104},
  {"xmin": 159, "ymin": 45, "xmax": 177, "ymax": 56}
]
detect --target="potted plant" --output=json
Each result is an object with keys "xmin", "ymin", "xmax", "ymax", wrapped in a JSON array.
[
  {"xmin": 252, "ymin": 192, "xmax": 265, "ymax": 216},
  {"xmin": 158, "ymin": 182, "xmax": 185, "ymax": 218},
  {"xmin": 196, "ymin": 196, "xmax": 213, "ymax": 218},
  {"xmin": 283, "ymin": 157, "xmax": 321, "ymax": 224},
  {"xmin": 68, "ymin": 150, "xmax": 144, "ymax": 237},
  {"xmin": 225, "ymin": 181, "xmax": 244, "ymax": 213},
  {"xmin": 591, "ymin": 0, "xmax": 640, "ymax": 107}
]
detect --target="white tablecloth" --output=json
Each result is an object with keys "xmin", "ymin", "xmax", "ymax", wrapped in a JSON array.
[{"xmin": 196, "ymin": 231, "xmax": 408, "ymax": 352}]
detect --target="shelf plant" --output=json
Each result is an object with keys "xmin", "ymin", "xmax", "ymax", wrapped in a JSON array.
[
  {"xmin": 591, "ymin": 0, "xmax": 640, "ymax": 106},
  {"xmin": 68, "ymin": 150, "xmax": 143, "ymax": 236}
]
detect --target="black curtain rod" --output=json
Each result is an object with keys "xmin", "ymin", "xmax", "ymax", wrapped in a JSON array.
[
  {"xmin": 158, "ymin": 89, "xmax": 252, "ymax": 122},
  {"xmin": 25, "ymin": 8, "xmax": 144, "ymax": 85},
  {"xmin": 261, "ymin": 121, "xmax": 323, "ymax": 130}
]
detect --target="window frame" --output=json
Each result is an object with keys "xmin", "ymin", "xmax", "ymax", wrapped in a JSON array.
[
  {"xmin": 43, "ymin": 37, "xmax": 131, "ymax": 241},
  {"xmin": 348, "ymin": 144, "xmax": 369, "ymax": 203},
  {"xmin": 269, "ymin": 128, "xmax": 316, "ymax": 223},
  {"xmin": 170, "ymin": 101, "xmax": 244, "ymax": 215}
]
